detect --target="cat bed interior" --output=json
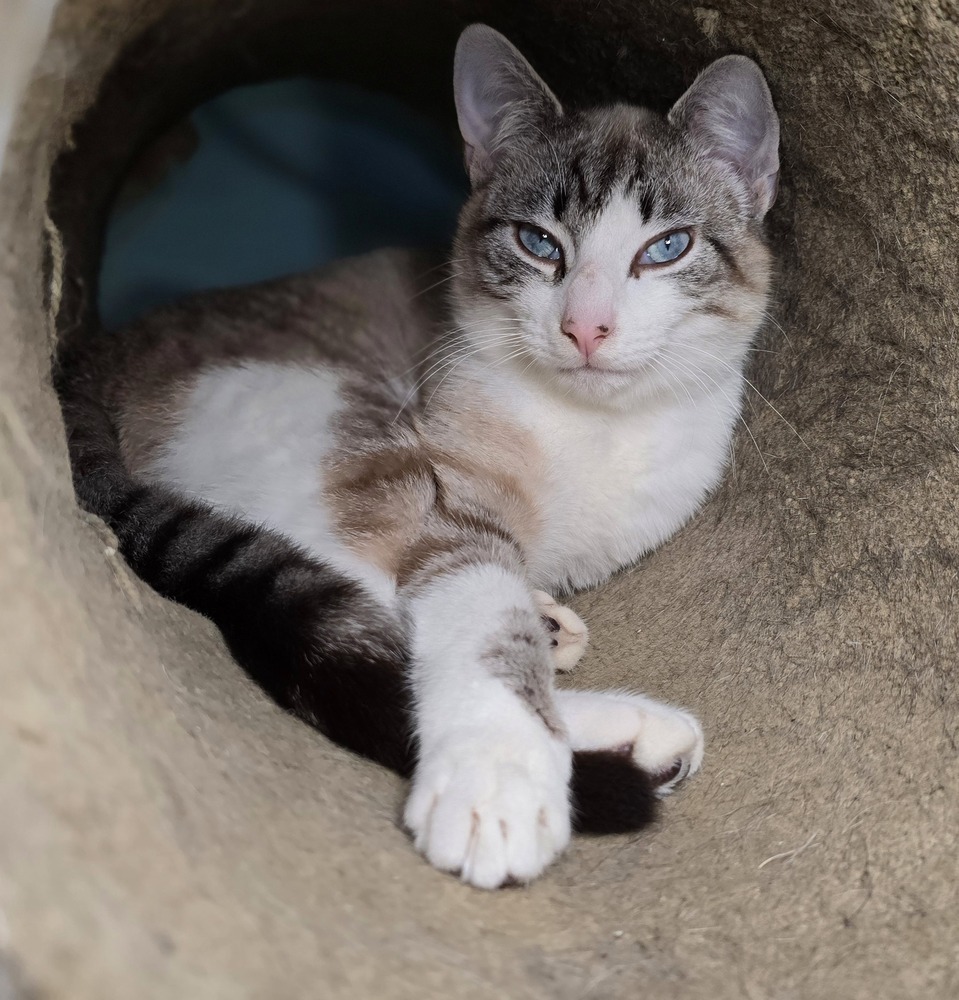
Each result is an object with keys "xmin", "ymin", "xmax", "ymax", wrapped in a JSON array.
[
  {"xmin": 2, "ymin": 1, "xmax": 957, "ymax": 998},
  {"xmin": 100, "ymin": 79, "xmax": 466, "ymax": 328}
]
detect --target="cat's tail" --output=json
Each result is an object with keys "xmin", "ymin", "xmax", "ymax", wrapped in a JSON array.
[
  {"xmin": 56, "ymin": 355, "xmax": 657, "ymax": 832},
  {"xmin": 57, "ymin": 355, "xmax": 415, "ymax": 772}
]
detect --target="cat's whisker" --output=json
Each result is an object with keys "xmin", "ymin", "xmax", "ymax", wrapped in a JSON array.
[
  {"xmin": 421, "ymin": 355, "xmax": 481, "ymax": 411},
  {"xmin": 658, "ymin": 348, "xmax": 771, "ymax": 473},
  {"xmin": 657, "ymin": 348, "xmax": 729, "ymax": 406},
  {"xmin": 736, "ymin": 304, "xmax": 794, "ymax": 350},
  {"xmin": 518, "ymin": 354, "xmax": 543, "ymax": 379},
  {"xmin": 646, "ymin": 356, "xmax": 697, "ymax": 412},
  {"xmin": 486, "ymin": 346, "xmax": 533, "ymax": 371},
  {"xmin": 411, "ymin": 330, "xmax": 521, "ymax": 367},
  {"xmin": 407, "ymin": 267, "xmax": 467, "ymax": 301},
  {"xmin": 393, "ymin": 354, "xmax": 481, "ymax": 417},
  {"xmin": 395, "ymin": 316, "xmax": 524, "ymax": 367},
  {"xmin": 392, "ymin": 333, "xmax": 527, "ymax": 422},
  {"xmin": 413, "ymin": 256, "xmax": 467, "ymax": 279},
  {"xmin": 393, "ymin": 340, "xmax": 483, "ymax": 387},
  {"xmin": 427, "ymin": 320, "xmax": 528, "ymax": 355},
  {"xmin": 676, "ymin": 343, "xmax": 811, "ymax": 452},
  {"xmin": 421, "ymin": 339, "xmax": 532, "ymax": 411},
  {"xmin": 391, "ymin": 327, "xmax": 527, "ymax": 380},
  {"xmin": 393, "ymin": 349, "xmax": 484, "ymax": 421}
]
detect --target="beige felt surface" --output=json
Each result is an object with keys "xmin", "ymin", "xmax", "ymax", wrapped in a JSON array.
[{"xmin": 1, "ymin": 1, "xmax": 957, "ymax": 997}]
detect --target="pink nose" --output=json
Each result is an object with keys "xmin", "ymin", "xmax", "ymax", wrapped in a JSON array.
[{"xmin": 561, "ymin": 316, "xmax": 612, "ymax": 359}]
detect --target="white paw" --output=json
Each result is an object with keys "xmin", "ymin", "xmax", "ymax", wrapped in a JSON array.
[
  {"xmin": 404, "ymin": 725, "xmax": 573, "ymax": 889},
  {"xmin": 617, "ymin": 694, "xmax": 704, "ymax": 796},
  {"xmin": 558, "ymin": 690, "xmax": 704, "ymax": 796},
  {"xmin": 532, "ymin": 590, "xmax": 589, "ymax": 672}
]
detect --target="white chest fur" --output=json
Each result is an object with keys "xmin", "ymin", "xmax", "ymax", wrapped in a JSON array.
[{"xmin": 502, "ymin": 381, "xmax": 743, "ymax": 591}]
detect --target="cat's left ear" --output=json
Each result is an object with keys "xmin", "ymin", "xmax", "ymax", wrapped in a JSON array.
[
  {"xmin": 454, "ymin": 24, "xmax": 563, "ymax": 187},
  {"xmin": 669, "ymin": 55, "xmax": 780, "ymax": 218}
]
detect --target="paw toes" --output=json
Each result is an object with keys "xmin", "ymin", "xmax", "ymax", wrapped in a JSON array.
[
  {"xmin": 404, "ymin": 785, "xmax": 439, "ymax": 843},
  {"xmin": 649, "ymin": 756, "xmax": 692, "ymax": 797},
  {"xmin": 532, "ymin": 591, "xmax": 589, "ymax": 672},
  {"xmin": 421, "ymin": 796, "xmax": 475, "ymax": 872},
  {"xmin": 461, "ymin": 813, "xmax": 509, "ymax": 890},
  {"xmin": 630, "ymin": 703, "xmax": 704, "ymax": 795},
  {"xmin": 405, "ymin": 738, "xmax": 572, "ymax": 889}
]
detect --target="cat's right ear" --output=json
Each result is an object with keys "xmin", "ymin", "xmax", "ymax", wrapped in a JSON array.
[{"xmin": 454, "ymin": 25, "xmax": 563, "ymax": 187}]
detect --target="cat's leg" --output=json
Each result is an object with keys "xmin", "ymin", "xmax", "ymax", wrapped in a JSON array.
[
  {"xmin": 555, "ymin": 690, "xmax": 705, "ymax": 796},
  {"xmin": 532, "ymin": 590, "xmax": 589, "ymax": 673},
  {"xmin": 403, "ymin": 565, "xmax": 572, "ymax": 890}
]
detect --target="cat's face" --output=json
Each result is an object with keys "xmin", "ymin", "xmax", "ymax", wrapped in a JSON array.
[{"xmin": 450, "ymin": 27, "xmax": 779, "ymax": 407}]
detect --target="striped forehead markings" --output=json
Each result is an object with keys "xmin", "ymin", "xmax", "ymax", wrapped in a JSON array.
[{"xmin": 545, "ymin": 134, "xmax": 657, "ymax": 228}]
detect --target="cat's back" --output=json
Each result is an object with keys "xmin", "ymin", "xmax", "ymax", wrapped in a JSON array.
[{"xmin": 89, "ymin": 247, "xmax": 443, "ymax": 475}]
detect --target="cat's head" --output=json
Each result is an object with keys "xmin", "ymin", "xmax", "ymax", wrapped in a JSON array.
[{"xmin": 450, "ymin": 25, "xmax": 779, "ymax": 407}]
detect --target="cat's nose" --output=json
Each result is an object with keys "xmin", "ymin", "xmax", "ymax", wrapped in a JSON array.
[{"xmin": 561, "ymin": 316, "xmax": 612, "ymax": 359}]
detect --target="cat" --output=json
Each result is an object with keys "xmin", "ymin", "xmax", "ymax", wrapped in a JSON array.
[{"xmin": 56, "ymin": 24, "xmax": 779, "ymax": 889}]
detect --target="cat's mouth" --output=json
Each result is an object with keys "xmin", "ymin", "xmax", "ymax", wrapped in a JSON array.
[
  {"xmin": 549, "ymin": 358, "xmax": 664, "ymax": 397},
  {"xmin": 556, "ymin": 363, "xmax": 640, "ymax": 379}
]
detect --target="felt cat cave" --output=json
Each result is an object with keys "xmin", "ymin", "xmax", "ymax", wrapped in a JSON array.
[{"xmin": 2, "ymin": 2, "xmax": 956, "ymax": 997}]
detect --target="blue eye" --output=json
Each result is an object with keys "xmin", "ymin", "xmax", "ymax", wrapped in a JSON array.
[
  {"xmin": 640, "ymin": 230, "xmax": 692, "ymax": 266},
  {"xmin": 516, "ymin": 223, "xmax": 562, "ymax": 262}
]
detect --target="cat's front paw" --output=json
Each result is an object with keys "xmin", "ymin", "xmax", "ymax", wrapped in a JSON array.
[
  {"xmin": 628, "ymin": 695, "xmax": 705, "ymax": 796},
  {"xmin": 557, "ymin": 690, "xmax": 704, "ymax": 797},
  {"xmin": 532, "ymin": 590, "xmax": 589, "ymax": 672},
  {"xmin": 404, "ymin": 725, "xmax": 573, "ymax": 889}
]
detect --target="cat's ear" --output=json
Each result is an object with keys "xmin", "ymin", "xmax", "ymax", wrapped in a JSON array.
[
  {"xmin": 669, "ymin": 55, "xmax": 780, "ymax": 218},
  {"xmin": 454, "ymin": 24, "xmax": 563, "ymax": 186}
]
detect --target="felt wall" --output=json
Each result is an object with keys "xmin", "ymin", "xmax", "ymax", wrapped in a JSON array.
[{"xmin": 1, "ymin": 1, "xmax": 956, "ymax": 997}]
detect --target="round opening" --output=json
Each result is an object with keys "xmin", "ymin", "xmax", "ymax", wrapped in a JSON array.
[{"xmin": 99, "ymin": 79, "xmax": 467, "ymax": 328}]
